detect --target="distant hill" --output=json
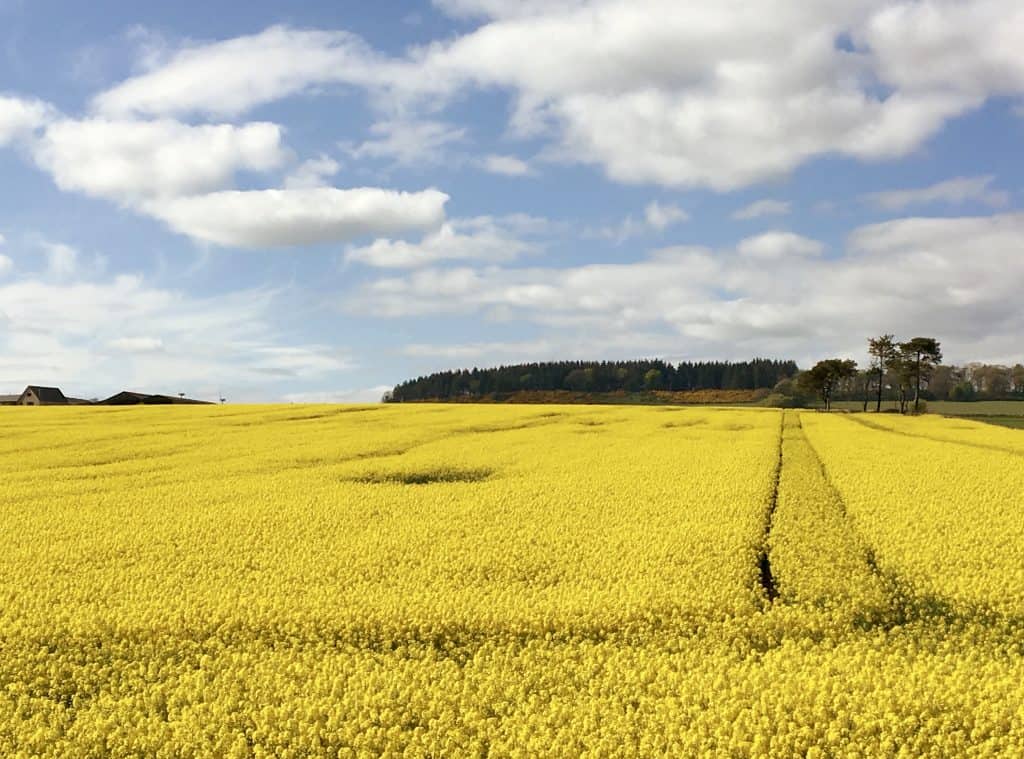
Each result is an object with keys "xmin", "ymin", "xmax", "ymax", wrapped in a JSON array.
[{"xmin": 389, "ymin": 359, "xmax": 797, "ymax": 403}]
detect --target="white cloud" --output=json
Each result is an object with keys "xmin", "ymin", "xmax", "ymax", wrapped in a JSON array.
[
  {"xmin": 860, "ymin": 0, "xmax": 1024, "ymax": 99},
  {"xmin": 83, "ymin": 4, "xmax": 1024, "ymax": 191},
  {"xmin": 479, "ymin": 154, "xmax": 533, "ymax": 176},
  {"xmin": 2, "ymin": 99, "xmax": 448, "ymax": 251},
  {"xmin": 0, "ymin": 95, "xmax": 51, "ymax": 145},
  {"xmin": 280, "ymin": 386, "xmax": 391, "ymax": 403},
  {"xmin": 32, "ymin": 118, "xmax": 286, "ymax": 201},
  {"xmin": 402, "ymin": 339, "xmax": 550, "ymax": 359},
  {"xmin": 346, "ymin": 120, "xmax": 466, "ymax": 167},
  {"xmin": 0, "ymin": 269, "xmax": 353, "ymax": 395},
  {"xmin": 350, "ymin": 212, "xmax": 1024, "ymax": 365},
  {"xmin": 92, "ymin": 25, "xmax": 389, "ymax": 118},
  {"xmin": 0, "ymin": 235, "xmax": 11, "ymax": 277},
  {"xmin": 862, "ymin": 175, "xmax": 1009, "ymax": 210},
  {"xmin": 108, "ymin": 336, "xmax": 164, "ymax": 353},
  {"xmin": 431, "ymin": 0, "xmax": 585, "ymax": 20},
  {"xmin": 733, "ymin": 199, "xmax": 791, "ymax": 220},
  {"xmin": 345, "ymin": 215, "xmax": 539, "ymax": 268},
  {"xmin": 284, "ymin": 155, "xmax": 341, "ymax": 189},
  {"xmin": 401, "ymin": 2, "xmax": 962, "ymax": 188},
  {"xmin": 419, "ymin": 1, "xmax": 1024, "ymax": 188},
  {"xmin": 143, "ymin": 187, "xmax": 449, "ymax": 248},
  {"xmin": 351, "ymin": 246, "xmax": 720, "ymax": 321},
  {"xmin": 589, "ymin": 202, "xmax": 688, "ymax": 243},
  {"xmin": 644, "ymin": 201, "xmax": 688, "ymax": 230},
  {"xmin": 401, "ymin": 332, "xmax": 695, "ymax": 366},
  {"xmin": 737, "ymin": 231, "xmax": 824, "ymax": 260},
  {"xmin": 44, "ymin": 242, "xmax": 78, "ymax": 277}
]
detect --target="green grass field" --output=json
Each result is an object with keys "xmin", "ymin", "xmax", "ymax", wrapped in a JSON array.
[
  {"xmin": 927, "ymin": 400, "xmax": 1024, "ymax": 416},
  {"xmin": 826, "ymin": 399, "xmax": 1024, "ymax": 429}
]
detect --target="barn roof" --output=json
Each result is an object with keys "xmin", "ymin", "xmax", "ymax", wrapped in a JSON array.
[
  {"xmin": 99, "ymin": 390, "xmax": 210, "ymax": 405},
  {"xmin": 24, "ymin": 386, "xmax": 68, "ymax": 403}
]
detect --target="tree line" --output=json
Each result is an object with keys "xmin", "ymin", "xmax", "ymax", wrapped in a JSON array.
[
  {"xmin": 788, "ymin": 335, "xmax": 1024, "ymax": 412},
  {"xmin": 388, "ymin": 359, "xmax": 799, "ymax": 402},
  {"xmin": 793, "ymin": 336, "xmax": 942, "ymax": 413}
]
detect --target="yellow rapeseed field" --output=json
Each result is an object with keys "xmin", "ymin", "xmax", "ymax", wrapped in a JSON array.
[{"xmin": 0, "ymin": 404, "xmax": 1021, "ymax": 756}]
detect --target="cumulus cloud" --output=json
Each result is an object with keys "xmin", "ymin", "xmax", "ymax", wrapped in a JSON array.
[
  {"xmin": 737, "ymin": 231, "xmax": 824, "ymax": 260},
  {"xmin": 0, "ymin": 254, "xmax": 11, "ymax": 277},
  {"xmin": 284, "ymin": 155, "xmax": 341, "ymax": 189},
  {"xmin": 406, "ymin": 0, "xmax": 1016, "ymax": 188},
  {"xmin": 2, "ymin": 103, "xmax": 447, "ymax": 249},
  {"xmin": 859, "ymin": 0, "xmax": 1024, "ymax": 98},
  {"xmin": 479, "ymin": 154, "xmax": 534, "ymax": 176},
  {"xmin": 345, "ymin": 215, "xmax": 540, "ymax": 268},
  {"xmin": 2, "ymin": 103, "xmax": 448, "ymax": 249},
  {"xmin": 143, "ymin": 187, "xmax": 449, "ymax": 248},
  {"xmin": 733, "ymin": 199, "xmax": 791, "ymax": 220},
  {"xmin": 0, "ymin": 95, "xmax": 52, "ymax": 145},
  {"xmin": 862, "ymin": 175, "xmax": 1009, "ymax": 211},
  {"xmin": 32, "ymin": 118, "xmax": 287, "ymax": 201},
  {"xmin": 85, "ymin": 3, "xmax": 1024, "ymax": 190},
  {"xmin": 350, "ymin": 213, "xmax": 1024, "ymax": 365}
]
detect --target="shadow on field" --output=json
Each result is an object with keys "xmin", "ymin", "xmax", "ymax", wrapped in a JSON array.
[{"xmin": 348, "ymin": 466, "xmax": 495, "ymax": 485}]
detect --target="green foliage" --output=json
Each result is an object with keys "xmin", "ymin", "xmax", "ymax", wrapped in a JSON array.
[
  {"xmin": 950, "ymin": 381, "xmax": 976, "ymax": 402},
  {"xmin": 643, "ymin": 368, "xmax": 664, "ymax": 391},
  {"xmin": 899, "ymin": 337, "xmax": 943, "ymax": 413},
  {"xmin": 390, "ymin": 359, "xmax": 799, "ymax": 401},
  {"xmin": 797, "ymin": 359, "xmax": 858, "ymax": 411}
]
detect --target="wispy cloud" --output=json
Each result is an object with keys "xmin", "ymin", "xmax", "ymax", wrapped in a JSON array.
[
  {"xmin": 732, "ymin": 199, "xmax": 791, "ymax": 220},
  {"xmin": 587, "ymin": 202, "xmax": 688, "ymax": 243},
  {"xmin": 862, "ymin": 175, "xmax": 1009, "ymax": 211},
  {"xmin": 479, "ymin": 154, "xmax": 534, "ymax": 176}
]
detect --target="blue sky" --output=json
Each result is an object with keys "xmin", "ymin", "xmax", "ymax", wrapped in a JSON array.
[{"xmin": 1, "ymin": 0, "xmax": 1022, "ymax": 402}]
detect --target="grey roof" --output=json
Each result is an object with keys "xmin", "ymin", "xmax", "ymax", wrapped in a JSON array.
[
  {"xmin": 23, "ymin": 386, "xmax": 68, "ymax": 403},
  {"xmin": 0, "ymin": 394, "xmax": 20, "ymax": 404},
  {"xmin": 99, "ymin": 390, "xmax": 210, "ymax": 405}
]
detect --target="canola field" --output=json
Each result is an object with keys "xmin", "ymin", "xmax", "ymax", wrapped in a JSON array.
[{"xmin": 0, "ymin": 404, "xmax": 1022, "ymax": 756}]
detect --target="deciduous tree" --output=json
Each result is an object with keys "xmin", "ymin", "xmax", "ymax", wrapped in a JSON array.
[{"xmin": 798, "ymin": 359, "xmax": 858, "ymax": 411}]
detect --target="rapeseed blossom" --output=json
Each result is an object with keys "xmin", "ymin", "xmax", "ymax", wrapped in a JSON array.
[{"xmin": 0, "ymin": 404, "xmax": 1020, "ymax": 755}]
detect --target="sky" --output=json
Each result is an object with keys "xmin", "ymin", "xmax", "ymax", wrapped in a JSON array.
[{"xmin": 1, "ymin": 0, "xmax": 1023, "ymax": 402}]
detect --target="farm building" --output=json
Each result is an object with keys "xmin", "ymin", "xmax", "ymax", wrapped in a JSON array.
[
  {"xmin": 6, "ymin": 386, "xmax": 94, "ymax": 405},
  {"xmin": 99, "ymin": 391, "xmax": 210, "ymax": 405},
  {"xmin": 16, "ymin": 386, "xmax": 69, "ymax": 405}
]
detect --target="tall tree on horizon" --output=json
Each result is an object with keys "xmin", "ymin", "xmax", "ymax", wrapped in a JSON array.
[
  {"xmin": 867, "ymin": 334, "xmax": 898, "ymax": 413},
  {"xmin": 900, "ymin": 337, "xmax": 943, "ymax": 413},
  {"xmin": 798, "ymin": 359, "xmax": 858, "ymax": 411}
]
